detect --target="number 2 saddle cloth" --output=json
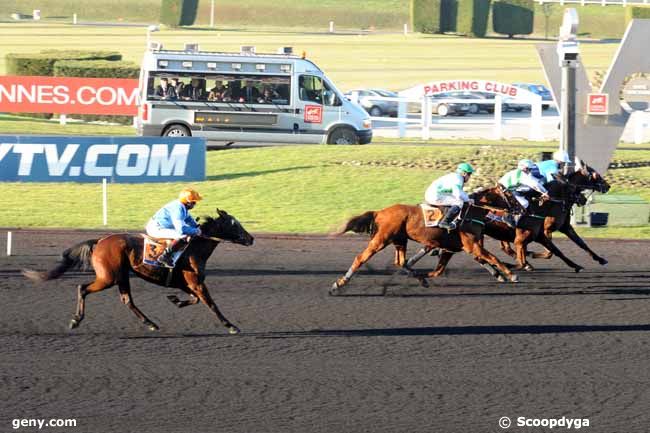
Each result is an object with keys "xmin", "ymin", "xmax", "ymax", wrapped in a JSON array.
[{"xmin": 420, "ymin": 203, "xmax": 445, "ymax": 228}]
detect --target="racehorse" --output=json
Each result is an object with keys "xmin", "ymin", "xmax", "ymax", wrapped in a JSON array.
[
  {"xmin": 331, "ymin": 197, "xmax": 519, "ymax": 295},
  {"xmin": 23, "ymin": 209, "xmax": 254, "ymax": 334},
  {"xmin": 521, "ymin": 160, "xmax": 611, "ymax": 265}
]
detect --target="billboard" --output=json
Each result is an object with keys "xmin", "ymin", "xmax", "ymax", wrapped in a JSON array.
[
  {"xmin": 0, "ymin": 136, "xmax": 205, "ymax": 183},
  {"xmin": 0, "ymin": 76, "xmax": 139, "ymax": 115}
]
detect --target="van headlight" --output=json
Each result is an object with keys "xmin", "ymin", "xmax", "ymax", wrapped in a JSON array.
[{"xmin": 363, "ymin": 119, "xmax": 372, "ymax": 129}]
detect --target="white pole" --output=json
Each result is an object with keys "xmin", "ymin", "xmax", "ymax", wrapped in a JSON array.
[
  {"xmin": 59, "ymin": 114, "xmax": 67, "ymax": 125},
  {"xmin": 529, "ymin": 95, "xmax": 544, "ymax": 141},
  {"xmin": 329, "ymin": 21, "xmax": 334, "ymax": 33},
  {"xmin": 398, "ymin": 99, "xmax": 407, "ymax": 138},
  {"xmin": 102, "ymin": 178, "xmax": 108, "ymax": 226},
  {"xmin": 634, "ymin": 112, "xmax": 644, "ymax": 145},
  {"xmin": 73, "ymin": 13, "xmax": 77, "ymax": 24},
  {"xmin": 210, "ymin": 0, "xmax": 215, "ymax": 27},
  {"xmin": 421, "ymin": 97, "xmax": 431, "ymax": 140},
  {"xmin": 403, "ymin": 23, "xmax": 408, "ymax": 35},
  {"xmin": 6, "ymin": 231, "xmax": 12, "ymax": 256},
  {"xmin": 493, "ymin": 95, "xmax": 503, "ymax": 140}
]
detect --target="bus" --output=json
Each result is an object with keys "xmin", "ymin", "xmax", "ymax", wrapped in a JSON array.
[{"xmin": 136, "ymin": 44, "xmax": 372, "ymax": 145}]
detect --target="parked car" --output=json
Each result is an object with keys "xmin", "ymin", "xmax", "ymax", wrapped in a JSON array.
[
  {"xmin": 503, "ymin": 97, "xmax": 526, "ymax": 112},
  {"xmin": 344, "ymin": 89, "xmax": 399, "ymax": 117},
  {"xmin": 430, "ymin": 92, "xmax": 471, "ymax": 116},
  {"xmin": 513, "ymin": 83, "xmax": 554, "ymax": 110}
]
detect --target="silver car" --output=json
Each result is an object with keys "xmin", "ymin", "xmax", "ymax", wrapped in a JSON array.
[{"xmin": 344, "ymin": 89, "xmax": 399, "ymax": 117}]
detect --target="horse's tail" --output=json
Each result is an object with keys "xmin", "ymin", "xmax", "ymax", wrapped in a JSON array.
[
  {"xmin": 23, "ymin": 239, "xmax": 98, "ymax": 282},
  {"xmin": 337, "ymin": 211, "xmax": 377, "ymax": 236}
]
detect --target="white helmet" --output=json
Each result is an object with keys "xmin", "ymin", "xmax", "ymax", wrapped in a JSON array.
[
  {"xmin": 517, "ymin": 159, "xmax": 534, "ymax": 170},
  {"xmin": 553, "ymin": 150, "xmax": 570, "ymax": 163}
]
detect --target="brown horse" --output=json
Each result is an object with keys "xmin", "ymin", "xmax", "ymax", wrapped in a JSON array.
[
  {"xmin": 23, "ymin": 209, "xmax": 254, "ymax": 334},
  {"xmin": 331, "ymin": 198, "xmax": 518, "ymax": 295}
]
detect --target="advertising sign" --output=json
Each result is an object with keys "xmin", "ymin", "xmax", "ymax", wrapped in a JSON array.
[
  {"xmin": 304, "ymin": 105, "xmax": 323, "ymax": 123},
  {"xmin": 0, "ymin": 76, "xmax": 139, "ymax": 115},
  {"xmin": 0, "ymin": 136, "xmax": 205, "ymax": 183},
  {"xmin": 587, "ymin": 93, "xmax": 608, "ymax": 115}
]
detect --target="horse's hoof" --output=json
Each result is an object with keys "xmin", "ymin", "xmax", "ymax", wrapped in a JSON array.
[
  {"xmin": 574, "ymin": 266, "xmax": 584, "ymax": 273},
  {"xmin": 146, "ymin": 322, "xmax": 160, "ymax": 331},
  {"xmin": 69, "ymin": 319, "xmax": 80, "ymax": 329},
  {"xmin": 598, "ymin": 258, "xmax": 608, "ymax": 266},
  {"xmin": 418, "ymin": 278, "xmax": 430, "ymax": 288},
  {"xmin": 510, "ymin": 274, "xmax": 519, "ymax": 283},
  {"xmin": 523, "ymin": 264, "xmax": 534, "ymax": 272},
  {"xmin": 228, "ymin": 325, "xmax": 241, "ymax": 335},
  {"xmin": 497, "ymin": 275, "xmax": 506, "ymax": 283},
  {"xmin": 329, "ymin": 285, "xmax": 340, "ymax": 296}
]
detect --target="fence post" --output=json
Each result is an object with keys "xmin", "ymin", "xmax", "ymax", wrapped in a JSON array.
[
  {"xmin": 529, "ymin": 95, "xmax": 544, "ymax": 141},
  {"xmin": 493, "ymin": 95, "xmax": 503, "ymax": 140},
  {"xmin": 634, "ymin": 112, "xmax": 645, "ymax": 145},
  {"xmin": 329, "ymin": 21, "xmax": 334, "ymax": 33},
  {"xmin": 73, "ymin": 13, "xmax": 77, "ymax": 24},
  {"xmin": 210, "ymin": 0, "xmax": 215, "ymax": 27},
  {"xmin": 6, "ymin": 231, "xmax": 12, "ymax": 256},
  {"xmin": 421, "ymin": 97, "xmax": 431, "ymax": 140},
  {"xmin": 59, "ymin": 114, "xmax": 67, "ymax": 125},
  {"xmin": 102, "ymin": 178, "xmax": 108, "ymax": 226},
  {"xmin": 398, "ymin": 98, "xmax": 407, "ymax": 138},
  {"xmin": 403, "ymin": 24, "xmax": 408, "ymax": 35}
]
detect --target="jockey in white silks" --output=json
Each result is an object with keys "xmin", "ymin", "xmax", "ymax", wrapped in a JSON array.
[
  {"xmin": 424, "ymin": 162, "xmax": 475, "ymax": 230},
  {"xmin": 499, "ymin": 159, "xmax": 550, "ymax": 210}
]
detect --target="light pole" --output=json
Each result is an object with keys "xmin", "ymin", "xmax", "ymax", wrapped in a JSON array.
[
  {"xmin": 146, "ymin": 24, "xmax": 160, "ymax": 49},
  {"xmin": 557, "ymin": 9, "xmax": 579, "ymax": 174}
]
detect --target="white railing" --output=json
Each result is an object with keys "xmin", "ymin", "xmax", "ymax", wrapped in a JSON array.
[
  {"xmin": 347, "ymin": 94, "xmax": 548, "ymax": 141},
  {"xmin": 537, "ymin": 0, "xmax": 649, "ymax": 5}
]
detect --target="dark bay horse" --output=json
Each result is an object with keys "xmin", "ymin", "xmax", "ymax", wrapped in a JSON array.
[
  {"xmin": 331, "ymin": 199, "xmax": 518, "ymax": 295},
  {"xmin": 23, "ymin": 209, "xmax": 254, "ymax": 334},
  {"xmin": 501, "ymin": 161, "xmax": 611, "ymax": 267}
]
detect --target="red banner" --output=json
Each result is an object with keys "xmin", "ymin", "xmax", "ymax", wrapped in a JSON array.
[{"xmin": 0, "ymin": 75, "xmax": 139, "ymax": 116}]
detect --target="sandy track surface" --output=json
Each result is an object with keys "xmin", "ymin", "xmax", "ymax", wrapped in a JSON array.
[{"xmin": 1, "ymin": 231, "xmax": 649, "ymax": 433}]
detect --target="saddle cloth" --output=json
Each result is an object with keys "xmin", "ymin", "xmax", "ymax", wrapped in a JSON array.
[
  {"xmin": 420, "ymin": 203, "xmax": 444, "ymax": 227},
  {"xmin": 141, "ymin": 234, "xmax": 188, "ymax": 268}
]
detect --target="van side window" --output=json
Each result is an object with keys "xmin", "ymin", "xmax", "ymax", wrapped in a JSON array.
[{"xmin": 299, "ymin": 75, "xmax": 323, "ymax": 104}]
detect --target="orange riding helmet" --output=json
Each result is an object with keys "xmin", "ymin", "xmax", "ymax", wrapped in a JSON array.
[{"xmin": 179, "ymin": 188, "xmax": 203, "ymax": 204}]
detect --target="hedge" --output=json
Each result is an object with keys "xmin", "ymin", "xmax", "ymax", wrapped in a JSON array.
[
  {"xmin": 5, "ymin": 50, "xmax": 122, "ymax": 76},
  {"xmin": 410, "ymin": 0, "xmax": 443, "ymax": 33},
  {"xmin": 492, "ymin": 0, "xmax": 534, "ymax": 37},
  {"xmin": 160, "ymin": 0, "xmax": 199, "ymax": 27},
  {"xmin": 455, "ymin": 0, "xmax": 490, "ymax": 37},
  {"xmin": 53, "ymin": 60, "xmax": 140, "ymax": 124},
  {"xmin": 441, "ymin": 0, "xmax": 458, "ymax": 32},
  {"xmin": 626, "ymin": 6, "xmax": 650, "ymax": 25}
]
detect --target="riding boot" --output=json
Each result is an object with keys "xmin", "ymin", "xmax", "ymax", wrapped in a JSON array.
[
  {"xmin": 157, "ymin": 238, "xmax": 187, "ymax": 267},
  {"xmin": 502, "ymin": 213, "xmax": 522, "ymax": 229},
  {"xmin": 438, "ymin": 206, "xmax": 461, "ymax": 230}
]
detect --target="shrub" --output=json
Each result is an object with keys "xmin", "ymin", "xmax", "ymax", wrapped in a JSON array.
[
  {"xmin": 626, "ymin": 6, "xmax": 650, "ymax": 25},
  {"xmin": 5, "ymin": 50, "xmax": 121, "ymax": 76},
  {"xmin": 160, "ymin": 0, "xmax": 199, "ymax": 27},
  {"xmin": 410, "ymin": 0, "xmax": 443, "ymax": 33},
  {"xmin": 455, "ymin": 0, "xmax": 490, "ymax": 37},
  {"xmin": 492, "ymin": 0, "xmax": 534, "ymax": 38}
]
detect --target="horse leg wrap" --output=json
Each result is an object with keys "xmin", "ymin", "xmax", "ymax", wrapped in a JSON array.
[{"xmin": 406, "ymin": 248, "xmax": 430, "ymax": 269}]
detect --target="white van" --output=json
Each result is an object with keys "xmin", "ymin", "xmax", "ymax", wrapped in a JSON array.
[{"xmin": 136, "ymin": 45, "xmax": 372, "ymax": 145}]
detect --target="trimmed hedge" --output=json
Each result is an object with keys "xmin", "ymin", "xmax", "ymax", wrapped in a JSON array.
[
  {"xmin": 410, "ymin": 0, "xmax": 443, "ymax": 33},
  {"xmin": 53, "ymin": 60, "xmax": 140, "ymax": 124},
  {"xmin": 6, "ymin": 50, "xmax": 122, "ymax": 76},
  {"xmin": 456, "ymin": 0, "xmax": 490, "ymax": 37},
  {"xmin": 160, "ymin": 0, "xmax": 199, "ymax": 27},
  {"xmin": 493, "ymin": 0, "xmax": 534, "ymax": 37},
  {"xmin": 441, "ymin": 0, "xmax": 458, "ymax": 32},
  {"xmin": 626, "ymin": 6, "xmax": 650, "ymax": 25}
]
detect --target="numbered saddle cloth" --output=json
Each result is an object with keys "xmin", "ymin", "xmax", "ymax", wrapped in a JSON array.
[
  {"xmin": 420, "ymin": 203, "xmax": 445, "ymax": 227},
  {"xmin": 141, "ymin": 235, "xmax": 188, "ymax": 268}
]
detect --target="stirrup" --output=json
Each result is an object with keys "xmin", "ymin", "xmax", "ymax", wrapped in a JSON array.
[
  {"xmin": 439, "ymin": 221, "xmax": 456, "ymax": 230},
  {"xmin": 157, "ymin": 253, "xmax": 174, "ymax": 267}
]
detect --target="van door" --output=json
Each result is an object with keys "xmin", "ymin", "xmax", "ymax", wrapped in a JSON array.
[{"xmin": 294, "ymin": 74, "xmax": 328, "ymax": 144}]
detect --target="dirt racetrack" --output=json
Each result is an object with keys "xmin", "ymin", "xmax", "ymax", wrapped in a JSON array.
[{"xmin": 1, "ymin": 230, "xmax": 650, "ymax": 433}]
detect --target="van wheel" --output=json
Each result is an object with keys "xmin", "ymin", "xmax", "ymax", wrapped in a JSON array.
[
  {"xmin": 369, "ymin": 106, "xmax": 383, "ymax": 117},
  {"xmin": 163, "ymin": 124, "xmax": 191, "ymax": 137},
  {"xmin": 327, "ymin": 127, "xmax": 359, "ymax": 145}
]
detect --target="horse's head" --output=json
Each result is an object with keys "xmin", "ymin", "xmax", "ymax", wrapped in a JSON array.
[
  {"xmin": 200, "ymin": 209, "xmax": 254, "ymax": 246},
  {"xmin": 471, "ymin": 185, "xmax": 524, "ymax": 214},
  {"xmin": 571, "ymin": 159, "xmax": 610, "ymax": 194}
]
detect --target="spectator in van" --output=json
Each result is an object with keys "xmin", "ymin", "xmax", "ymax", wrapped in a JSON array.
[
  {"xmin": 182, "ymin": 78, "xmax": 206, "ymax": 101},
  {"xmin": 171, "ymin": 77, "xmax": 184, "ymax": 98},
  {"xmin": 257, "ymin": 86, "xmax": 278, "ymax": 104},
  {"xmin": 154, "ymin": 77, "xmax": 176, "ymax": 100},
  {"xmin": 239, "ymin": 80, "xmax": 260, "ymax": 103},
  {"xmin": 208, "ymin": 81, "xmax": 232, "ymax": 102}
]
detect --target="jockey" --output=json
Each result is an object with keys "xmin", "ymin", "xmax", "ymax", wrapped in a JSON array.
[
  {"xmin": 535, "ymin": 149, "xmax": 571, "ymax": 183},
  {"xmin": 499, "ymin": 159, "xmax": 549, "ymax": 212},
  {"xmin": 146, "ymin": 188, "xmax": 203, "ymax": 267},
  {"xmin": 425, "ymin": 162, "xmax": 475, "ymax": 230}
]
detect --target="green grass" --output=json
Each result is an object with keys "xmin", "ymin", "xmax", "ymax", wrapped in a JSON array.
[
  {"xmin": 1, "ymin": 143, "xmax": 648, "ymax": 238},
  {"xmin": 0, "ymin": 115, "xmax": 135, "ymax": 136},
  {"xmin": 0, "ymin": 22, "xmax": 620, "ymax": 91}
]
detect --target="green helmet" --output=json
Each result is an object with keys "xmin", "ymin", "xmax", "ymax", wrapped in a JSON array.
[{"xmin": 456, "ymin": 162, "xmax": 475, "ymax": 174}]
